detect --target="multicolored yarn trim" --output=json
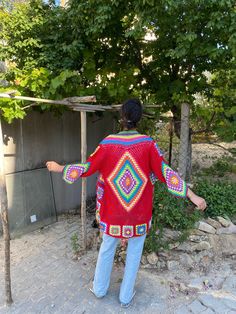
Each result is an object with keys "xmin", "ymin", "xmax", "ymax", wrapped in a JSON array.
[
  {"xmin": 154, "ymin": 143, "xmax": 163, "ymax": 156},
  {"xmin": 99, "ymin": 220, "xmax": 151, "ymax": 238},
  {"xmin": 63, "ymin": 162, "xmax": 90, "ymax": 184},
  {"xmin": 101, "ymin": 133, "xmax": 152, "ymax": 146},
  {"xmin": 161, "ymin": 162, "xmax": 187, "ymax": 198},
  {"xmin": 150, "ymin": 172, "xmax": 157, "ymax": 185}
]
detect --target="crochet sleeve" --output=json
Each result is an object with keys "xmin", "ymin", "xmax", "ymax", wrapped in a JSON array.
[
  {"xmin": 149, "ymin": 141, "xmax": 188, "ymax": 198},
  {"xmin": 63, "ymin": 145, "xmax": 103, "ymax": 184}
]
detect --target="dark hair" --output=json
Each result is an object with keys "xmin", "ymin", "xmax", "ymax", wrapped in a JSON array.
[{"xmin": 121, "ymin": 98, "xmax": 143, "ymax": 130}]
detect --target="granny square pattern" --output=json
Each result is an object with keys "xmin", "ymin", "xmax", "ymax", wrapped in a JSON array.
[
  {"xmin": 99, "ymin": 221, "xmax": 107, "ymax": 232},
  {"xmin": 63, "ymin": 162, "xmax": 90, "ymax": 184},
  {"xmin": 161, "ymin": 162, "xmax": 187, "ymax": 197},
  {"xmin": 108, "ymin": 152, "xmax": 148, "ymax": 211},
  {"xmin": 96, "ymin": 200, "xmax": 101, "ymax": 211},
  {"xmin": 150, "ymin": 172, "xmax": 157, "ymax": 185},
  {"xmin": 122, "ymin": 225, "xmax": 134, "ymax": 238},
  {"xmin": 109, "ymin": 225, "xmax": 121, "ymax": 236},
  {"xmin": 136, "ymin": 224, "xmax": 147, "ymax": 235},
  {"xmin": 97, "ymin": 186, "xmax": 104, "ymax": 200}
]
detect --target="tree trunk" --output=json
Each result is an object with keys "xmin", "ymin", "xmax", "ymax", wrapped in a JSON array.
[
  {"xmin": 186, "ymin": 132, "xmax": 192, "ymax": 182},
  {"xmin": 178, "ymin": 103, "xmax": 190, "ymax": 180},
  {"xmin": 0, "ymin": 118, "xmax": 13, "ymax": 305},
  {"xmin": 80, "ymin": 111, "xmax": 87, "ymax": 251}
]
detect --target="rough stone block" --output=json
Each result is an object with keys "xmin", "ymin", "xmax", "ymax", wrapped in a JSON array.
[
  {"xmin": 206, "ymin": 217, "xmax": 222, "ymax": 229},
  {"xmin": 196, "ymin": 221, "xmax": 216, "ymax": 234},
  {"xmin": 147, "ymin": 252, "xmax": 159, "ymax": 265},
  {"xmin": 217, "ymin": 217, "xmax": 231, "ymax": 227}
]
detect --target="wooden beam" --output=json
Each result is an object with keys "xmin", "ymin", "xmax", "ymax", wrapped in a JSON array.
[
  {"xmin": 80, "ymin": 111, "xmax": 87, "ymax": 250},
  {"xmin": 0, "ymin": 118, "xmax": 13, "ymax": 305},
  {"xmin": 0, "ymin": 94, "xmax": 97, "ymax": 107},
  {"xmin": 65, "ymin": 96, "xmax": 96, "ymax": 103}
]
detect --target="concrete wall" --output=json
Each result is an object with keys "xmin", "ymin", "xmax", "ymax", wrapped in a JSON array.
[{"xmin": 2, "ymin": 110, "xmax": 115, "ymax": 214}]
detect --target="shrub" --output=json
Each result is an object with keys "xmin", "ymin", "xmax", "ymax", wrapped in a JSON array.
[
  {"xmin": 195, "ymin": 179, "xmax": 236, "ymax": 219},
  {"xmin": 144, "ymin": 182, "xmax": 202, "ymax": 253},
  {"xmin": 201, "ymin": 156, "xmax": 235, "ymax": 177}
]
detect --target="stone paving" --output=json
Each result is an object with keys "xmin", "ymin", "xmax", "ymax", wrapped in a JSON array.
[{"xmin": 0, "ymin": 214, "xmax": 235, "ymax": 314}]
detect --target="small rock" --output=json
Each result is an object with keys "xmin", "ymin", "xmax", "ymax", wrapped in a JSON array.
[
  {"xmin": 216, "ymin": 216, "xmax": 231, "ymax": 227},
  {"xmin": 188, "ymin": 234, "xmax": 208, "ymax": 242},
  {"xmin": 205, "ymin": 217, "xmax": 222, "ymax": 229},
  {"xmin": 156, "ymin": 261, "xmax": 166, "ymax": 270},
  {"xmin": 169, "ymin": 242, "xmax": 180, "ymax": 249},
  {"xmin": 195, "ymin": 221, "xmax": 216, "ymax": 234},
  {"xmin": 193, "ymin": 250, "xmax": 210, "ymax": 263},
  {"xmin": 179, "ymin": 253, "xmax": 194, "ymax": 267},
  {"xmin": 179, "ymin": 282, "xmax": 188, "ymax": 292},
  {"xmin": 158, "ymin": 251, "xmax": 170, "ymax": 259},
  {"xmin": 216, "ymin": 223, "xmax": 236, "ymax": 235},
  {"xmin": 194, "ymin": 241, "xmax": 211, "ymax": 251},
  {"xmin": 141, "ymin": 255, "xmax": 148, "ymax": 265},
  {"xmin": 176, "ymin": 242, "xmax": 194, "ymax": 252},
  {"xmin": 190, "ymin": 229, "xmax": 207, "ymax": 236},
  {"xmin": 147, "ymin": 252, "xmax": 159, "ymax": 265},
  {"xmin": 167, "ymin": 260, "xmax": 179, "ymax": 271},
  {"xmin": 162, "ymin": 228, "xmax": 181, "ymax": 241}
]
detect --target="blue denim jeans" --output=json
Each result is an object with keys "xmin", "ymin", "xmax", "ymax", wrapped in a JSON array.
[{"xmin": 93, "ymin": 233, "xmax": 146, "ymax": 304}]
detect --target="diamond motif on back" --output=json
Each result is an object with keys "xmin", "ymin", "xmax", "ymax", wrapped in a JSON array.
[
  {"xmin": 119, "ymin": 169, "xmax": 136, "ymax": 194},
  {"xmin": 108, "ymin": 152, "xmax": 147, "ymax": 211}
]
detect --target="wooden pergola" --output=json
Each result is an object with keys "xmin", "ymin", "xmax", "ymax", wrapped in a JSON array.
[
  {"xmin": 0, "ymin": 92, "xmax": 161, "ymax": 305},
  {"xmin": 0, "ymin": 92, "xmax": 117, "ymax": 305}
]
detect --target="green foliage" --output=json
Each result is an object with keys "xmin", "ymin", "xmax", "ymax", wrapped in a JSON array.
[
  {"xmin": 71, "ymin": 233, "xmax": 80, "ymax": 254},
  {"xmin": 195, "ymin": 179, "xmax": 236, "ymax": 219},
  {"xmin": 0, "ymin": 0, "xmax": 236, "ymax": 133},
  {"xmin": 0, "ymin": 87, "xmax": 25, "ymax": 123},
  {"xmin": 201, "ymin": 157, "xmax": 235, "ymax": 177},
  {"xmin": 144, "ymin": 182, "xmax": 202, "ymax": 253}
]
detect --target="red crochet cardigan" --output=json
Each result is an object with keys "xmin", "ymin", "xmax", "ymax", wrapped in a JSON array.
[{"xmin": 63, "ymin": 131, "xmax": 188, "ymax": 238}]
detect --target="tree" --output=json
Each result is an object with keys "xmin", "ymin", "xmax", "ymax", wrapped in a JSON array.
[{"xmin": 1, "ymin": 0, "xmax": 235, "ymax": 152}]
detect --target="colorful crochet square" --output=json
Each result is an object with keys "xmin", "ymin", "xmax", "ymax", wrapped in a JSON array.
[
  {"xmin": 99, "ymin": 221, "xmax": 107, "ymax": 232},
  {"xmin": 98, "ymin": 174, "xmax": 105, "ymax": 184},
  {"xmin": 122, "ymin": 226, "xmax": 134, "ymax": 238},
  {"xmin": 136, "ymin": 224, "xmax": 147, "ymax": 235},
  {"xmin": 161, "ymin": 162, "xmax": 187, "ymax": 197},
  {"xmin": 154, "ymin": 143, "xmax": 163, "ymax": 156},
  {"xmin": 96, "ymin": 200, "xmax": 101, "ymax": 211},
  {"xmin": 97, "ymin": 186, "xmax": 104, "ymax": 200},
  {"xmin": 108, "ymin": 152, "xmax": 148, "ymax": 211},
  {"xmin": 63, "ymin": 162, "xmax": 90, "ymax": 184},
  {"xmin": 109, "ymin": 225, "xmax": 121, "ymax": 236},
  {"xmin": 150, "ymin": 172, "xmax": 157, "ymax": 185}
]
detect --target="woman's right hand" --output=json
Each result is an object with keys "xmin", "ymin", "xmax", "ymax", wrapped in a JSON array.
[{"xmin": 46, "ymin": 161, "xmax": 64, "ymax": 173}]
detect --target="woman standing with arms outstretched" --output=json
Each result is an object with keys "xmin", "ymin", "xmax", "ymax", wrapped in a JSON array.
[{"xmin": 46, "ymin": 99, "xmax": 206, "ymax": 308}]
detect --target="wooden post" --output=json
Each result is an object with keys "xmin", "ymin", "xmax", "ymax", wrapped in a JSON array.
[
  {"xmin": 178, "ymin": 103, "xmax": 190, "ymax": 180},
  {"xmin": 0, "ymin": 118, "xmax": 13, "ymax": 305},
  {"xmin": 80, "ymin": 111, "xmax": 87, "ymax": 250},
  {"xmin": 168, "ymin": 118, "xmax": 174, "ymax": 167}
]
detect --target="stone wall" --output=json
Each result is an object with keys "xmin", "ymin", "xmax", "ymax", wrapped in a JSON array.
[{"xmin": 140, "ymin": 216, "xmax": 236, "ymax": 271}]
